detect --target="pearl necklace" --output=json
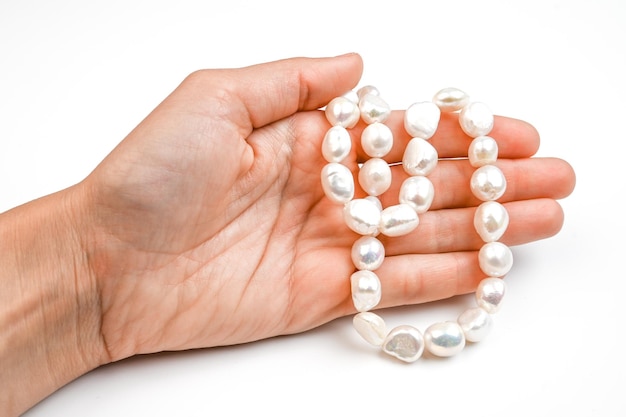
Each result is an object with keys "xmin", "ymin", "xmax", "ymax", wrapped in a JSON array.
[{"xmin": 320, "ymin": 86, "xmax": 511, "ymax": 362}]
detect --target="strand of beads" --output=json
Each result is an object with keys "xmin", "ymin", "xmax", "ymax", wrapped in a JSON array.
[{"xmin": 320, "ymin": 86, "xmax": 510, "ymax": 363}]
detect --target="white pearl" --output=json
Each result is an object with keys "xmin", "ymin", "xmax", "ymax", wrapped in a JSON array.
[
  {"xmin": 432, "ymin": 87, "xmax": 470, "ymax": 112},
  {"xmin": 476, "ymin": 277, "xmax": 506, "ymax": 314},
  {"xmin": 399, "ymin": 176, "xmax": 435, "ymax": 214},
  {"xmin": 350, "ymin": 270, "xmax": 382, "ymax": 312},
  {"xmin": 351, "ymin": 236, "xmax": 385, "ymax": 271},
  {"xmin": 382, "ymin": 325, "xmax": 425, "ymax": 363},
  {"xmin": 470, "ymin": 164, "xmax": 507, "ymax": 201},
  {"xmin": 341, "ymin": 90, "xmax": 359, "ymax": 104},
  {"xmin": 358, "ymin": 158, "xmax": 392, "ymax": 197},
  {"xmin": 364, "ymin": 195, "xmax": 382, "ymax": 211},
  {"xmin": 402, "ymin": 138, "xmax": 438, "ymax": 176},
  {"xmin": 380, "ymin": 204, "xmax": 419, "ymax": 237},
  {"xmin": 359, "ymin": 94, "xmax": 391, "ymax": 124},
  {"xmin": 325, "ymin": 96, "xmax": 360, "ymax": 128},
  {"xmin": 404, "ymin": 101, "xmax": 441, "ymax": 140},
  {"xmin": 357, "ymin": 85, "xmax": 380, "ymax": 100},
  {"xmin": 343, "ymin": 199, "xmax": 381, "ymax": 236},
  {"xmin": 468, "ymin": 136, "xmax": 498, "ymax": 167},
  {"xmin": 361, "ymin": 122, "xmax": 393, "ymax": 158},
  {"xmin": 424, "ymin": 321, "xmax": 466, "ymax": 357},
  {"xmin": 353, "ymin": 312, "xmax": 387, "ymax": 346},
  {"xmin": 458, "ymin": 307, "xmax": 493, "ymax": 342},
  {"xmin": 478, "ymin": 242, "xmax": 513, "ymax": 277},
  {"xmin": 474, "ymin": 201, "xmax": 509, "ymax": 242},
  {"xmin": 459, "ymin": 101, "xmax": 494, "ymax": 137},
  {"xmin": 321, "ymin": 163, "xmax": 354, "ymax": 204},
  {"xmin": 321, "ymin": 126, "xmax": 352, "ymax": 163}
]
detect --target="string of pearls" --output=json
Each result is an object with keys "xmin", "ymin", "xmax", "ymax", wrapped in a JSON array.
[{"xmin": 320, "ymin": 86, "xmax": 511, "ymax": 362}]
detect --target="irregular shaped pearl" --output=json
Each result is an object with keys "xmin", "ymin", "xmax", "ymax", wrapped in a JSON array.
[
  {"xmin": 364, "ymin": 195, "xmax": 382, "ymax": 211},
  {"xmin": 358, "ymin": 158, "xmax": 392, "ymax": 197},
  {"xmin": 402, "ymin": 137, "xmax": 438, "ymax": 176},
  {"xmin": 459, "ymin": 101, "xmax": 494, "ymax": 137},
  {"xmin": 341, "ymin": 89, "xmax": 359, "ymax": 104},
  {"xmin": 357, "ymin": 85, "xmax": 380, "ymax": 100},
  {"xmin": 343, "ymin": 199, "xmax": 381, "ymax": 236},
  {"xmin": 404, "ymin": 101, "xmax": 441, "ymax": 140},
  {"xmin": 458, "ymin": 307, "xmax": 493, "ymax": 342},
  {"xmin": 321, "ymin": 163, "xmax": 354, "ymax": 204},
  {"xmin": 399, "ymin": 176, "xmax": 435, "ymax": 214},
  {"xmin": 359, "ymin": 94, "xmax": 391, "ymax": 124},
  {"xmin": 474, "ymin": 201, "xmax": 509, "ymax": 242},
  {"xmin": 361, "ymin": 122, "xmax": 393, "ymax": 158},
  {"xmin": 321, "ymin": 126, "xmax": 352, "ymax": 163},
  {"xmin": 380, "ymin": 204, "xmax": 419, "ymax": 237},
  {"xmin": 468, "ymin": 136, "xmax": 498, "ymax": 167},
  {"xmin": 476, "ymin": 277, "xmax": 506, "ymax": 314},
  {"xmin": 424, "ymin": 321, "xmax": 466, "ymax": 357},
  {"xmin": 479, "ymin": 241, "xmax": 513, "ymax": 277},
  {"xmin": 353, "ymin": 312, "xmax": 387, "ymax": 346},
  {"xmin": 382, "ymin": 325, "xmax": 425, "ymax": 363},
  {"xmin": 350, "ymin": 270, "xmax": 381, "ymax": 312},
  {"xmin": 470, "ymin": 164, "xmax": 507, "ymax": 201},
  {"xmin": 432, "ymin": 87, "xmax": 470, "ymax": 112},
  {"xmin": 325, "ymin": 96, "xmax": 360, "ymax": 128},
  {"xmin": 351, "ymin": 236, "xmax": 385, "ymax": 271}
]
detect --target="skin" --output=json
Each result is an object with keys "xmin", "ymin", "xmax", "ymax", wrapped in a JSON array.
[{"xmin": 0, "ymin": 53, "xmax": 576, "ymax": 416}]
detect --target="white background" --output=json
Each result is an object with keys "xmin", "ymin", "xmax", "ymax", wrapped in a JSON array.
[{"xmin": 1, "ymin": 0, "xmax": 624, "ymax": 416}]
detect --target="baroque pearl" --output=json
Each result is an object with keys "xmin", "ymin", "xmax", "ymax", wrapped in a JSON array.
[
  {"xmin": 380, "ymin": 204, "xmax": 419, "ymax": 237},
  {"xmin": 432, "ymin": 87, "xmax": 470, "ymax": 112},
  {"xmin": 470, "ymin": 164, "xmax": 507, "ymax": 201},
  {"xmin": 382, "ymin": 325, "xmax": 425, "ymax": 363},
  {"xmin": 351, "ymin": 270, "xmax": 382, "ymax": 312},
  {"xmin": 404, "ymin": 101, "xmax": 441, "ymax": 140},
  {"xmin": 474, "ymin": 201, "xmax": 509, "ymax": 242},
  {"xmin": 468, "ymin": 136, "xmax": 498, "ymax": 167},
  {"xmin": 321, "ymin": 163, "xmax": 354, "ymax": 204},
  {"xmin": 359, "ymin": 94, "xmax": 391, "ymax": 124},
  {"xmin": 358, "ymin": 158, "xmax": 392, "ymax": 196},
  {"xmin": 325, "ymin": 96, "xmax": 360, "ymax": 128},
  {"xmin": 479, "ymin": 241, "xmax": 513, "ymax": 277},
  {"xmin": 364, "ymin": 195, "xmax": 382, "ymax": 211},
  {"xmin": 402, "ymin": 137, "xmax": 438, "ymax": 176},
  {"xmin": 353, "ymin": 312, "xmax": 387, "ymax": 346},
  {"xmin": 342, "ymin": 90, "xmax": 359, "ymax": 104},
  {"xmin": 476, "ymin": 277, "xmax": 506, "ymax": 314},
  {"xmin": 322, "ymin": 126, "xmax": 352, "ymax": 163},
  {"xmin": 361, "ymin": 122, "xmax": 393, "ymax": 158},
  {"xmin": 399, "ymin": 175, "xmax": 435, "ymax": 214},
  {"xmin": 351, "ymin": 236, "xmax": 385, "ymax": 271},
  {"xmin": 343, "ymin": 199, "xmax": 381, "ymax": 236},
  {"xmin": 357, "ymin": 85, "xmax": 380, "ymax": 100},
  {"xmin": 458, "ymin": 307, "xmax": 493, "ymax": 342},
  {"xmin": 459, "ymin": 101, "xmax": 494, "ymax": 137},
  {"xmin": 424, "ymin": 321, "xmax": 466, "ymax": 357}
]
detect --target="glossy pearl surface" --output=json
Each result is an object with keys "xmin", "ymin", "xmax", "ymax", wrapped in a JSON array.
[
  {"xmin": 358, "ymin": 158, "xmax": 392, "ymax": 196},
  {"xmin": 321, "ymin": 126, "xmax": 352, "ymax": 163},
  {"xmin": 353, "ymin": 312, "xmax": 387, "ymax": 346},
  {"xmin": 474, "ymin": 201, "xmax": 509, "ymax": 242},
  {"xmin": 433, "ymin": 87, "xmax": 470, "ymax": 112},
  {"xmin": 402, "ymin": 137, "xmax": 438, "ymax": 176},
  {"xmin": 351, "ymin": 236, "xmax": 385, "ymax": 271},
  {"xmin": 470, "ymin": 164, "xmax": 507, "ymax": 201},
  {"xmin": 424, "ymin": 321, "xmax": 466, "ymax": 357},
  {"xmin": 357, "ymin": 85, "xmax": 380, "ymax": 100},
  {"xmin": 361, "ymin": 122, "xmax": 393, "ymax": 158},
  {"xmin": 364, "ymin": 195, "xmax": 382, "ymax": 211},
  {"xmin": 325, "ymin": 96, "xmax": 360, "ymax": 128},
  {"xmin": 479, "ymin": 241, "xmax": 513, "ymax": 277},
  {"xmin": 380, "ymin": 204, "xmax": 419, "ymax": 237},
  {"xmin": 359, "ymin": 94, "xmax": 391, "ymax": 124},
  {"xmin": 458, "ymin": 307, "xmax": 493, "ymax": 342},
  {"xmin": 342, "ymin": 89, "xmax": 359, "ymax": 104},
  {"xmin": 404, "ymin": 101, "xmax": 441, "ymax": 140},
  {"xmin": 459, "ymin": 101, "xmax": 494, "ymax": 137},
  {"xmin": 382, "ymin": 325, "xmax": 425, "ymax": 363},
  {"xmin": 399, "ymin": 175, "xmax": 435, "ymax": 214},
  {"xmin": 343, "ymin": 199, "xmax": 381, "ymax": 236},
  {"xmin": 321, "ymin": 163, "xmax": 354, "ymax": 204},
  {"xmin": 351, "ymin": 270, "xmax": 382, "ymax": 312},
  {"xmin": 476, "ymin": 277, "xmax": 506, "ymax": 314},
  {"xmin": 468, "ymin": 136, "xmax": 498, "ymax": 167}
]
